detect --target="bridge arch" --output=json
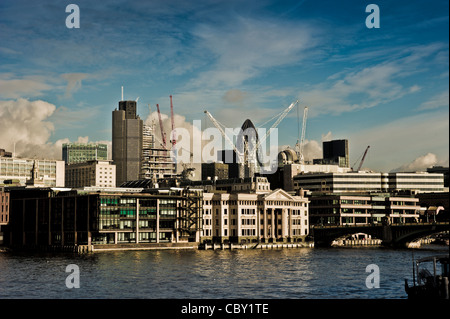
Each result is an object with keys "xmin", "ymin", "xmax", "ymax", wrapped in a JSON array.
[{"xmin": 312, "ymin": 223, "xmax": 449, "ymax": 247}]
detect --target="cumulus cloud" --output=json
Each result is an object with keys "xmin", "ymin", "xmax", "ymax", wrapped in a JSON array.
[
  {"xmin": 0, "ymin": 98, "xmax": 110, "ymax": 160},
  {"xmin": 0, "ymin": 98, "xmax": 56, "ymax": 152},
  {"xmin": 391, "ymin": 153, "xmax": 439, "ymax": 172}
]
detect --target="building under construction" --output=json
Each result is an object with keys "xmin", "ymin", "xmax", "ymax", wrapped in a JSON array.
[{"xmin": 140, "ymin": 123, "xmax": 176, "ymax": 180}]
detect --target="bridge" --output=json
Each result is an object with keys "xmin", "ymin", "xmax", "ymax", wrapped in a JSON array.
[{"xmin": 310, "ymin": 222, "xmax": 449, "ymax": 247}]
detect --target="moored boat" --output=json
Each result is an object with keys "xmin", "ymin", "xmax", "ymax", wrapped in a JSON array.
[{"xmin": 405, "ymin": 254, "xmax": 449, "ymax": 299}]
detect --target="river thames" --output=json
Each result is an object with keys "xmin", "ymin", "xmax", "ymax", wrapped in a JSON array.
[{"xmin": 1, "ymin": 244, "xmax": 447, "ymax": 300}]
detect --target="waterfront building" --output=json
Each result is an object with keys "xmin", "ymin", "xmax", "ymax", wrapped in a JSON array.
[
  {"xmin": 308, "ymin": 192, "xmax": 422, "ymax": 226},
  {"xmin": 62, "ymin": 143, "xmax": 108, "ymax": 165},
  {"xmin": 265, "ymin": 162, "xmax": 351, "ymax": 192},
  {"xmin": 293, "ymin": 172, "xmax": 444, "ymax": 193},
  {"xmin": 201, "ymin": 188, "xmax": 309, "ymax": 244},
  {"xmin": 427, "ymin": 166, "xmax": 449, "ymax": 188},
  {"xmin": 0, "ymin": 189, "xmax": 8, "ymax": 244},
  {"xmin": 0, "ymin": 156, "xmax": 65, "ymax": 187},
  {"xmin": 112, "ymin": 100, "xmax": 143, "ymax": 186},
  {"xmin": 0, "ymin": 189, "xmax": 9, "ymax": 226},
  {"xmin": 388, "ymin": 172, "xmax": 445, "ymax": 193},
  {"xmin": 65, "ymin": 160, "xmax": 116, "ymax": 188},
  {"xmin": 5, "ymin": 186, "xmax": 202, "ymax": 250}
]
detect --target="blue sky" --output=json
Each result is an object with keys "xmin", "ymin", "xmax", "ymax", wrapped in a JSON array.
[{"xmin": 0, "ymin": 0, "xmax": 448, "ymax": 173}]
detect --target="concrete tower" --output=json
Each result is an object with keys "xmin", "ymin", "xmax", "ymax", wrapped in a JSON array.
[{"xmin": 112, "ymin": 100, "xmax": 143, "ymax": 186}]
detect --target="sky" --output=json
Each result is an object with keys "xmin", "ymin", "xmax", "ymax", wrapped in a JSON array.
[{"xmin": 0, "ymin": 0, "xmax": 448, "ymax": 173}]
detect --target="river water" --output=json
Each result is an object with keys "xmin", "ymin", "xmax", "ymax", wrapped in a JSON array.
[{"xmin": 0, "ymin": 245, "xmax": 447, "ymax": 299}]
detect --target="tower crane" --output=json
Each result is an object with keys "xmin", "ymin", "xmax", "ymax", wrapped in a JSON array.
[
  {"xmin": 204, "ymin": 100, "xmax": 299, "ymax": 177},
  {"xmin": 255, "ymin": 100, "xmax": 299, "ymax": 150},
  {"xmin": 156, "ymin": 104, "xmax": 167, "ymax": 149},
  {"xmin": 170, "ymin": 95, "xmax": 176, "ymax": 148},
  {"xmin": 352, "ymin": 145, "xmax": 370, "ymax": 172},
  {"xmin": 294, "ymin": 106, "xmax": 308, "ymax": 164},
  {"xmin": 204, "ymin": 110, "xmax": 244, "ymax": 164}
]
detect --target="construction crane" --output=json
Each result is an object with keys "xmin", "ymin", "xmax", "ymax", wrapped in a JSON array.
[
  {"xmin": 156, "ymin": 104, "xmax": 167, "ymax": 149},
  {"xmin": 352, "ymin": 145, "xmax": 370, "ymax": 171},
  {"xmin": 255, "ymin": 100, "xmax": 299, "ymax": 150},
  {"xmin": 294, "ymin": 106, "xmax": 308, "ymax": 164},
  {"xmin": 170, "ymin": 95, "xmax": 176, "ymax": 148},
  {"xmin": 204, "ymin": 100, "xmax": 298, "ymax": 177},
  {"xmin": 204, "ymin": 110, "xmax": 244, "ymax": 164}
]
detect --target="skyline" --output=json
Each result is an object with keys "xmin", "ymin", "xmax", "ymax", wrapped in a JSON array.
[{"xmin": 0, "ymin": 0, "xmax": 448, "ymax": 173}]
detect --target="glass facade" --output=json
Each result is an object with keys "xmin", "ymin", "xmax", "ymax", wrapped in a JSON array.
[{"xmin": 62, "ymin": 143, "xmax": 108, "ymax": 164}]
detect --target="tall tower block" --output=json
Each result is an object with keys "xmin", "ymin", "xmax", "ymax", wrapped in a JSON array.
[{"xmin": 112, "ymin": 100, "xmax": 143, "ymax": 186}]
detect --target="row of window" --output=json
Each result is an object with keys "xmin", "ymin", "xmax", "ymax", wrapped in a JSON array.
[
  {"xmin": 203, "ymin": 200, "xmax": 306, "ymax": 207},
  {"xmin": 203, "ymin": 228, "xmax": 308, "ymax": 238}
]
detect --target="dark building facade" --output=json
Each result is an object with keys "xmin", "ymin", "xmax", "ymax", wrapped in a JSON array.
[
  {"xmin": 112, "ymin": 100, "xmax": 143, "ymax": 186},
  {"xmin": 318, "ymin": 139, "xmax": 349, "ymax": 168},
  {"xmin": 218, "ymin": 150, "xmax": 240, "ymax": 178},
  {"xmin": 5, "ymin": 187, "xmax": 203, "ymax": 250},
  {"xmin": 202, "ymin": 162, "xmax": 229, "ymax": 180}
]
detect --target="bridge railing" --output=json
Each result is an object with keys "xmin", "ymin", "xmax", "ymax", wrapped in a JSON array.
[{"xmin": 311, "ymin": 221, "xmax": 449, "ymax": 229}]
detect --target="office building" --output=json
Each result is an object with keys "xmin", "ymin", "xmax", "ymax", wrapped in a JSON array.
[
  {"xmin": 65, "ymin": 160, "xmax": 116, "ymax": 188},
  {"xmin": 218, "ymin": 150, "xmax": 240, "ymax": 178},
  {"xmin": 202, "ymin": 189, "xmax": 309, "ymax": 244},
  {"xmin": 62, "ymin": 143, "xmax": 108, "ymax": 165},
  {"xmin": 265, "ymin": 161, "xmax": 351, "ymax": 192},
  {"xmin": 202, "ymin": 188, "xmax": 309, "ymax": 244},
  {"xmin": 388, "ymin": 172, "xmax": 445, "ymax": 193},
  {"xmin": 5, "ymin": 186, "xmax": 203, "ymax": 250},
  {"xmin": 0, "ymin": 189, "xmax": 9, "ymax": 226},
  {"xmin": 201, "ymin": 162, "xmax": 229, "ymax": 181},
  {"xmin": 426, "ymin": 166, "xmax": 449, "ymax": 188},
  {"xmin": 0, "ymin": 156, "xmax": 65, "ymax": 187},
  {"xmin": 184, "ymin": 176, "xmax": 272, "ymax": 194},
  {"xmin": 313, "ymin": 139, "xmax": 349, "ymax": 168},
  {"xmin": 112, "ymin": 100, "xmax": 143, "ymax": 186},
  {"xmin": 293, "ymin": 172, "xmax": 444, "ymax": 193},
  {"xmin": 322, "ymin": 139, "xmax": 349, "ymax": 168},
  {"xmin": 0, "ymin": 149, "xmax": 12, "ymax": 158},
  {"xmin": 308, "ymin": 192, "xmax": 421, "ymax": 226}
]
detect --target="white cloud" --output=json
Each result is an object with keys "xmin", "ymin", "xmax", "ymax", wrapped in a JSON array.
[
  {"xmin": 189, "ymin": 17, "xmax": 321, "ymax": 89},
  {"xmin": 0, "ymin": 74, "xmax": 53, "ymax": 99},
  {"xmin": 61, "ymin": 73, "xmax": 89, "ymax": 99},
  {"xmin": 419, "ymin": 89, "xmax": 449, "ymax": 110},
  {"xmin": 0, "ymin": 98, "xmax": 109, "ymax": 160},
  {"xmin": 391, "ymin": 153, "xmax": 438, "ymax": 172},
  {"xmin": 347, "ymin": 110, "xmax": 449, "ymax": 173}
]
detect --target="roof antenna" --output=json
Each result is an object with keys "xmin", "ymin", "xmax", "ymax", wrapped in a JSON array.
[{"xmin": 121, "ymin": 86, "xmax": 124, "ymax": 101}]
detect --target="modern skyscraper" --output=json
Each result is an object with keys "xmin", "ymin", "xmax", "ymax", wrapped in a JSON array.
[
  {"xmin": 112, "ymin": 100, "xmax": 143, "ymax": 186},
  {"xmin": 62, "ymin": 143, "xmax": 108, "ymax": 164},
  {"xmin": 322, "ymin": 139, "xmax": 349, "ymax": 168}
]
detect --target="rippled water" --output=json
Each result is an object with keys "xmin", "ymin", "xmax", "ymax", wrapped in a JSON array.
[{"xmin": 0, "ymin": 245, "xmax": 447, "ymax": 299}]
